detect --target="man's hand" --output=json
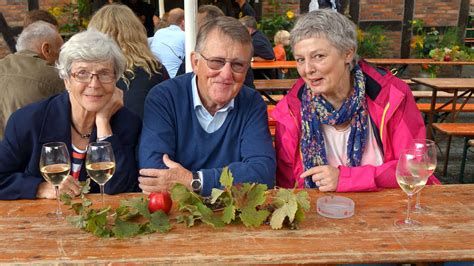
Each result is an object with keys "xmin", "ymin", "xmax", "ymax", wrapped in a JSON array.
[
  {"xmin": 36, "ymin": 175, "xmax": 82, "ymax": 199},
  {"xmin": 300, "ymin": 165, "xmax": 339, "ymax": 192},
  {"xmin": 138, "ymin": 154, "xmax": 193, "ymax": 194}
]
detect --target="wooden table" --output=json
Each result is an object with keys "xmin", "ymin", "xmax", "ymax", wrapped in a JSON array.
[
  {"xmin": 254, "ymin": 79, "xmax": 296, "ymax": 104},
  {"xmin": 411, "ymin": 78, "xmax": 474, "ymax": 139},
  {"xmin": 1, "ymin": 185, "xmax": 474, "ymax": 264},
  {"xmin": 412, "ymin": 78, "xmax": 474, "ymax": 178}
]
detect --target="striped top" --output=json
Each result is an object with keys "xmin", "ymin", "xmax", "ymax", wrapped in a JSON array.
[{"xmin": 71, "ymin": 144, "xmax": 86, "ymax": 180}]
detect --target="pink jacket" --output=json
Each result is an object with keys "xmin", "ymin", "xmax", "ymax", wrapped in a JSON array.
[{"xmin": 272, "ymin": 60, "xmax": 440, "ymax": 191}]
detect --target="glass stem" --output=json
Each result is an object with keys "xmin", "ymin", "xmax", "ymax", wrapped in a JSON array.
[
  {"xmin": 55, "ymin": 186, "xmax": 62, "ymax": 218},
  {"xmin": 405, "ymin": 194, "xmax": 413, "ymax": 224},
  {"xmin": 415, "ymin": 191, "xmax": 421, "ymax": 208},
  {"xmin": 100, "ymin": 184, "xmax": 105, "ymax": 207}
]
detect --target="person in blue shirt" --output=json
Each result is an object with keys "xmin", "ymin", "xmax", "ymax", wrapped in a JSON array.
[{"xmin": 138, "ymin": 16, "xmax": 276, "ymax": 196}]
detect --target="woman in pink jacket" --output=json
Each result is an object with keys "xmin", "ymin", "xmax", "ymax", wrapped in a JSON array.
[{"xmin": 272, "ymin": 9, "xmax": 440, "ymax": 192}]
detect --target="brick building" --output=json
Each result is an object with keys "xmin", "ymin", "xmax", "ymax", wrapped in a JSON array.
[{"xmin": 0, "ymin": 0, "xmax": 473, "ymax": 59}]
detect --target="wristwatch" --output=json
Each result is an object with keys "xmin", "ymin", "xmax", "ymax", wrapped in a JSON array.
[{"xmin": 191, "ymin": 171, "xmax": 202, "ymax": 194}]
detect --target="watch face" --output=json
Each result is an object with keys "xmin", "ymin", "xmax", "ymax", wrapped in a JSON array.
[{"xmin": 192, "ymin": 179, "xmax": 201, "ymax": 190}]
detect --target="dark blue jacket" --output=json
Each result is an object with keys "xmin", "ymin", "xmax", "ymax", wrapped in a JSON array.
[
  {"xmin": 0, "ymin": 92, "xmax": 141, "ymax": 199},
  {"xmin": 139, "ymin": 73, "xmax": 276, "ymax": 196}
]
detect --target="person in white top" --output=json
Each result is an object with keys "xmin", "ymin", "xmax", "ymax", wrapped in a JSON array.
[{"xmin": 149, "ymin": 8, "xmax": 185, "ymax": 78}]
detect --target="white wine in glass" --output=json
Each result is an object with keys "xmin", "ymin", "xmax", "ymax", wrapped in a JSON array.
[
  {"xmin": 410, "ymin": 139, "xmax": 437, "ymax": 213},
  {"xmin": 86, "ymin": 141, "xmax": 115, "ymax": 207},
  {"xmin": 39, "ymin": 142, "xmax": 71, "ymax": 219},
  {"xmin": 395, "ymin": 149, "xmax": 430, "ymax": 229}
]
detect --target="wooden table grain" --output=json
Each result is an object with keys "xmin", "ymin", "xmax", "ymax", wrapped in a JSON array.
[{"xmin": 1, "ymin": 185, "xmax": 473, "ymax": 264}]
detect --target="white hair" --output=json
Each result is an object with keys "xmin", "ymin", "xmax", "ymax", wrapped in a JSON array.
[
  {"xmin": 56, "ymin": 29, "xmax": 126, "ymax": 81},
  {"xmin": 15, "ymin": 21, "xmax": 59, "ymax": 52}
]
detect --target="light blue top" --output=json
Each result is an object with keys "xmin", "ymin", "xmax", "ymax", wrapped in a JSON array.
[
  {"xmin": 192, "ymin": 75, "xmax": 234, "ymax": 133},
  {"xmin": 150, "ymin": 25, "xmax": 185, "ymax": 78}
]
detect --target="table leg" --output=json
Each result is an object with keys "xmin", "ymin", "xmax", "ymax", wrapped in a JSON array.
[
  {"xmin": 450, "ymin": 89, "xmax": 458, "ymax": 122},
  {"xmin": 442, "ymin": 135, "xmax": 452, "ymax": 177},
  {"xmin": 427, "ymin": 88, "xmax": 438, "ymax": 140}
]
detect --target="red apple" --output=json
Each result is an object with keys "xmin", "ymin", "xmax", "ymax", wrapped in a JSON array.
[{"xmin": 148, "ymin": 192, "xmax": 172, "ymax": 214}]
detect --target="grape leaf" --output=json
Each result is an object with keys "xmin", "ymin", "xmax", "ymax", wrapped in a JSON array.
[
  {"xmin": 219, "ymin": 166, "xmax": 233, "ymax": 189},
  {"xmin": 270, "ymin": 189, "xmax": 298, "ymax": 229},
  {"xmin": 149, "ymin": 211, "xmax": 172, "ymax": 233},
  {"xmin": 296, "ymin": 191, "xmax": 310, "ymax": 211},
  {"xmin": 240, "ymin": 206, "xmax": 270, "ymax": 227},
  {"xmin": 221, "ymin": 205, "xmax": 235, "ymax": 224},
  {"xmin": 196, "ymin": 202, "xmax": 224, "ymax": 228},
  {"xmin": 113, "ymin": 218, "xmax": 140, "ymax": 238},
  {"xmin": 211, "ymin": 188, "xmax": 225, "ymax": 204},
  {"xmin": 246, "ymin": 183, "xmax": 268, "ymax": 207},
  {"xmin": 121, "ymin": 197, "xmax": 150, "ymax": 219}
]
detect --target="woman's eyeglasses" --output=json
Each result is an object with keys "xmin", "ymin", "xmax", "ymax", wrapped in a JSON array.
[
  {"xmin": 199, "ymin": 53, "xmax": 249, "ymax": 73},
  {"xmin": 71, "ymin": 70, "xmax": 116, "ymax": 84}
]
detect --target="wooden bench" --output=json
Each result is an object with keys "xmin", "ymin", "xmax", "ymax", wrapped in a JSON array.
[
  {"xmin": 411, "ymin": 90, "xmax": 470, "ymax": 99},
  {"xmin": 267, "ymin": 105, "xmax": 276, "ymax": 138},
  {"xmin": 417, "ymin": 103, "xmax": 474, "ymax": 113},
  {"xmin": 432, "ymin": 123, "xmax": 474, "ymax": 181}
]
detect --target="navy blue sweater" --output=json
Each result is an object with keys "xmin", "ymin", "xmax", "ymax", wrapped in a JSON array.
[{"xmin": 139, "ymin": 73, "xmax": 276, "ymax": 196}]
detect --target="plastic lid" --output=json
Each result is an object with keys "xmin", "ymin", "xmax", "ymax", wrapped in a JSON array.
[{"xmin": 317, "ymin": 195, "xmax": 355, "ymax": 219}]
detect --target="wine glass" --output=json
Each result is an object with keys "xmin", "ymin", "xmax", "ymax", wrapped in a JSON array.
[
  {"xmin": 85, "ymin": 141, "xmax": 115, "ymax": 207},
  {"xmin": 39, "ymin": 142, "xmax": 71, "ymax": 219},
  {"xmin": 410, "ymin": 139, "xmax": 437, "ymax": 213},
  {"xmin": 395, "ymin": 149, "xmax": 430, "ymax": 229}
]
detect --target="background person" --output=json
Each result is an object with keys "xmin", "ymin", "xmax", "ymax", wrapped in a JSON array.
[
  {"xmin": 240, "ymin": 15, "xmax": 276, "ymax": 86},
  {"xmin": 138, "ymin": 16, "xmax": 275, "ymax": 196},
  {"xmin": 272, "ymin": 9, "xmax": 440, "ymax": 192},
  {"xmin": 150, "ymin": 8, "xmax": 185, "ymax": 78},
  {"xmin": 0, "ymin": 29, "xmax": 141, "ymax": 200},
  {"xmin": 0, "ymin": 21, "xmax": 64, "ymax": 139},
  {"xmin": 23, "ymin": 9, "xmax": 58, "ymax": 28},
  {"xmin": 273, "ymin": 30, "xmax": 291, "ymax": 79},
  {"xmin": 88, "ymin": 4, "xmax": 169, "ymax": 120}
]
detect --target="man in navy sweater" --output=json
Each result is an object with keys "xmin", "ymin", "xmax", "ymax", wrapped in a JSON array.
[{"xmin": 138, "ymin": 16, "xmax": 276, "ymax": 196}]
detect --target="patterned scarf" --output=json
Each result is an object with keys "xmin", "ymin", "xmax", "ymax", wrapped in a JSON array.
[{"xmin": 300, "ymin": 65, "xmax": 368, "ymax": 188}]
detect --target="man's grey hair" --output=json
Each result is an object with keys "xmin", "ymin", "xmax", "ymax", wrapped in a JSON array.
[
  {"xmin": 16, "ymin": 21, "xmax": 59, "ymax": 52},
  {"xmin": 56, "ymin": 29, "xmax": 126, "ymax": 81},
  {"xmin": 195, "ymin": 16, "xmax": 253, "ymax": 59},
  {"xmin": 290, "ymin": 9, "xmax": 359, "ymax": 68}
]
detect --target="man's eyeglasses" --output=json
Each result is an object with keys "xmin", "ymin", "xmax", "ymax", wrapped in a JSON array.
[
  {"xmin": 71, "ymin": 70, "xmax": 116, "ymax": 84},
  {"xmin": 199, "ymin": 53, "xmax": 249, "ymax": 73}
]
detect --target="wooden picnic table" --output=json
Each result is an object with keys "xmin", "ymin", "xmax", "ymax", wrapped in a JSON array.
[
  {"xmin": 1, "ymin": 184, "xmax": 474, "ymax": 264},
  {"xmin": 411, "ymin": 78, "xmax": 474, "ymax": 139}
]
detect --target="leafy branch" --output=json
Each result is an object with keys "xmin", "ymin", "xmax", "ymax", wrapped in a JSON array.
[
  {"xmin": 60, "ymin": 179, "xmax": 171, "ymax": 238},
  {"xmin": 61, "ymin": 169, "xmax": 311, "ymax": 238},
  {"xmin": 171, "ymin": 167, "xmax": 310, "ymax": 230}
]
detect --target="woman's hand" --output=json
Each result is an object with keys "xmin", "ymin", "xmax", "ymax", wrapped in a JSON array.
[
  {"xmin": 95, "ymin": 88, "xmax": 123, "ymax": 138},
  {"xmin": 36, "ymin": 175, "xmax": 82, "ymax": 199},
  {"xmin": 300, "ymin": 165, "xmax": 340, "ymax": 192}
]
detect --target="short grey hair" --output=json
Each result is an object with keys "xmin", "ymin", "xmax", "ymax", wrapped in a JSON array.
[
  {"xmin": 56, "ymin": 29, "xmax": 126, "ymax": 81},
  {"xmin": 195, "ymin": 16, "xmax": 253, "ymax": 60},
  {"xmin": 290, "ymin": 9, "xmax": 359, "ymax": 68},
  {"xmin": 16, "ymin": 21, "xmax": 59, "ymax": 52}
]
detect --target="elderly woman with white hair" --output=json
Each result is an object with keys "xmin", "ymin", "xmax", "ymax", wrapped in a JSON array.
[
  {"xmin": 272, "ymin": 9, "xmax": 440, "ymax": 192},
  {"xmin": 0, "ymin": 29, "xmax": 141, "ymax": 199}
]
